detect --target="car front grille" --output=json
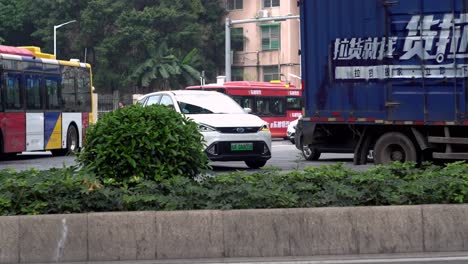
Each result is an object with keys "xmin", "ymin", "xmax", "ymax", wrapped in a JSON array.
[{"xmin": 217, "ymin": 127, "xmax": 260, "ymax": 134}]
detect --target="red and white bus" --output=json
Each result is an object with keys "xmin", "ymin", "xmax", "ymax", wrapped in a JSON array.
[
  {"xmin": 186, "ymin": 81, "xmax": 302, "ymax": 138},
  {"xmin": 0, "ymin": 45, "xmax": 94, "ymax": 156}
]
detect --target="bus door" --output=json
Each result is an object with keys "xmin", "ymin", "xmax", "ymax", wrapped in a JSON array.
[
  {"xmin": 2, "ymin": 72, "xmax": 26, "ymax": 153},
  {"xmin": 24, "ymin": 73, "xmax": 44, "ymax": 151},
  {"xmin": 44, "ymin": 75, "xmax": 62, "ymax": 150}
]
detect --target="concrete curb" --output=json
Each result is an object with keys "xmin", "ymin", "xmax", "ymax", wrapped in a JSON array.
[{"xmin": 1, "ymin": 205, "xmax": 467, "ymax": 263}]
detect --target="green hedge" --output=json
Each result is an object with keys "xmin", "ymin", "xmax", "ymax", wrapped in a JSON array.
[{"xmin": 1, "ymin": 162, "xmax": 468, "ymax": 215}]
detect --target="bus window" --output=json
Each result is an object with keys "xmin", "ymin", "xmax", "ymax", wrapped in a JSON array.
[
  {"xmin": 77, "ymin": 74, "xmax": 92, "ymax": 112},
  {"xmin": 232, "ymin": 96, "xmax": 253, "ymax": 110},
  {"xmin": 286, "ymin": 97, "xmax": 301, "ymax": 110},
  {"xmin": 45, "ymin": 77, "xmax": 60, "ymax": 110},
  {"xmin": 255, "ymin": 97, "xmax": 285, "ymax": 117},
  {"xmin": 256, "ymin": 98, "xmax": 268, "ymax": 116},
  {"xmin": 62, "ymin": 77, "xmax": 76, "ymax": 111},
  {"xmin": 271, "ymin": 97, "xmax": 285, "ymax": 116},
  {"xmin": 232, "ymin": 96, "xmax": 241, "ymax": 105},
  {"xmin": 25, "ymin": 74, "xmax": 42, "ymax": 110},
  {"xmin": 5, "ymin": 73, "xmax": 22, "ymax": 110}
]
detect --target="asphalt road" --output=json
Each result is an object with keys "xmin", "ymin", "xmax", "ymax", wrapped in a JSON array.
[
  {"xmin": 0, "ymin": 139, "xmax": 371, "ymax": 172},
  {"xmin": 211, "ymin": 139, "xmax": 372, "ymax": 172}
]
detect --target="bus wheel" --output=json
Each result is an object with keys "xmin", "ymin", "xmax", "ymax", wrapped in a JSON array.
[
  {"xmin": 373, "ymin": 132, "xmax": 417, "ymax": 165},
  {"xmin": 245, "ymin": 160, "xmax": 267, "ymax": 169},
  {"xmin": 302, "ymin": 141, "xmax": 321, "ymax": 161},
  {"xmin": 52, "ymin": 126, "xmax": 78, "ymax": 156},
  {"xmin": 66, "ymin": 126, "xmax": 79, "ymax": 153}
]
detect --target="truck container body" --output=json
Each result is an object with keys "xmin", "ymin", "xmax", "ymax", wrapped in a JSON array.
[{"xmin": 297, "ymin": 0, "xmax": 468, "ymax": 164}]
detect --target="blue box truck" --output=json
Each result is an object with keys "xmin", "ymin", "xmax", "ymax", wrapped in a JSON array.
[{"xmin": 296, "ymin": 0, "xmax": 468, "ymax": 165}]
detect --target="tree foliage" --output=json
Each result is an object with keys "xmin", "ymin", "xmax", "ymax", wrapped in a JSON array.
[{"xmin": 0, "ymin": 0, "xmax": 226, "ymax": 94}]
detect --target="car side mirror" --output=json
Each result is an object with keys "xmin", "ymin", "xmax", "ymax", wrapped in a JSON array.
[{"xmin": 244, "ymin": 107, "xmax": 252, "ymax": 113}]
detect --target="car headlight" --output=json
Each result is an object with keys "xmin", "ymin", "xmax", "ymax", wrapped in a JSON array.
[
  {"xmin": 198, "ymin": 123, "xmax": 216, "ymax": 132},
  {"xmin": 258, "ymin": 124, "xmax": 270, "ymax": 132}
]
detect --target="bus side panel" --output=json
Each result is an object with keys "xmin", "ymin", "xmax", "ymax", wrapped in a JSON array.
[
  {"xmin": 263, "ymin": 110, "xmax": 302, "ymax": 138},
  {"xmin": 44, "ymin": 112, "xmax": 62, "ymax": 150},
  {"xmin": 26, "ymin": 113, "xmax": 45, "ymax": 151},
  {"xmin": 3, "ymin": 113, "xmax": 26, "ymax": 153},
  {"xmin": 61, "ymin": 113, "xmax": 83, "ymax": 148},
  {"xmin": 262, "ymin": 117, "xmax": 288, "ymax": 138},
  {"xmin": 82, "ymin": 112, "xmax": 89, "ymax": 142}
]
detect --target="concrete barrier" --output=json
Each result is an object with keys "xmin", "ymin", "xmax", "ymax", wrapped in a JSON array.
[
  {"xmin": 19, "ymin": 214, "xmax": 87, "ymax": 263},
  {"xmin": 155, "ymin": 210, "xmax": 224, "ymax": 259},
  {"xmin": 422, "ymin": 204, "xmax": 468, "ymax": 252},
  {"xmin": 88, "ymin": 212, "xmax": 156, "ymax": 261},
  {"xmin": 0, "ymin": 216, "xmax": 18, "ymax": 263},
  {"xmin": 0, "ymin": 205, "xmax": 467, "ymax": 263},
  {"xmin": 223, "ymin": 209, "xmax": 290, "ymax": 257}
]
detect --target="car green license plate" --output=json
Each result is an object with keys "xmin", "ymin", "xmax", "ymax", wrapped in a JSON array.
[{"xmin": 231, "ymin": 143, "xmax": 253, "ymax": 151}]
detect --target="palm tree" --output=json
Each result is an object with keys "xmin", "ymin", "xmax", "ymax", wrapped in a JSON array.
[{"xmin": 129, "ymin": 42, "xmax": 201, "ymax": 92}]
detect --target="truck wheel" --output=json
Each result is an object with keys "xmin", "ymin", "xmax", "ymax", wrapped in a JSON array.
[
  {"xmin": 52, "ymin": 126, "xmax": 78, "ymax": 156},
  {"xmin": 245, "ymin": 160, "xmax": 267, "ymax": 169},
  {"xmin": 302, "ymin": 143, "xmax": 321, "ymax": 161},
  {"xmin": 374, "ymin": 132, "xmax": 417, "ymax": 165}
]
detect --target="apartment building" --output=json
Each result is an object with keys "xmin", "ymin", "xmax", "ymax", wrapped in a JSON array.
[{"xmin": 226, "ymin": 0, "xmax": 301, "ymax": 87}]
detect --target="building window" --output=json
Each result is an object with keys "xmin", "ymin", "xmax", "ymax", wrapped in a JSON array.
[
  {"xmin": 232, "ymin": 67, "xmax": 244, "ymax": 81},
  {"xmin": 264, "ymin": 0, "xmax": 280, "ymax": 8},
  {"xmin": 231, "ymin": 27, "xmax": 244, "ymax": 52},
  {"xmin": 226, "ymin": 0, "xmax": 243, "ymax": 10},
  {"xmin": 261, "ymin": 24, "xmax": 280, "ymax": 50},
  {"xmin": 263, "ymin": 66, "xmax": 279, "ymax": 82}
]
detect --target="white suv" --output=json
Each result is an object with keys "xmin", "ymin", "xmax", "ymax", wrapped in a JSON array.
[{"xmin": 138, "ymin": 90, "xmax": 272, "ymax": 169}]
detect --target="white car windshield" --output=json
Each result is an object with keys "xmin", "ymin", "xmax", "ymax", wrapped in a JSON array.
[{"xmin": 176, "ymin": 93, "xmax": 245, "ymax": 114}]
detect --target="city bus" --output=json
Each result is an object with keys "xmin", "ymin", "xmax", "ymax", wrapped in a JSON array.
[
  {"xmin": 186, "ymin": 81, "xmax": 302, "ymax": 138},
  {"xmin": 0, "ymin": 45, "xmax": 94, "ymax": 156}
]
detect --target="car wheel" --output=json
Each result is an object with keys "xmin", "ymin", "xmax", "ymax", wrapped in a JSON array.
[
  {"xmin": 290, "ymin": 137, "xmax": 295, "ymax": 144},
  {"xmin": 302, "ymin": 142, "xmax": 321, "ymax": 161},
  {"xmin": 245, "ymin": 160, "xmax": 267, "ymax": 169},
  {"xmin": 373, "ymin": 132, "xmax": 418, "ymax": 165}
]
